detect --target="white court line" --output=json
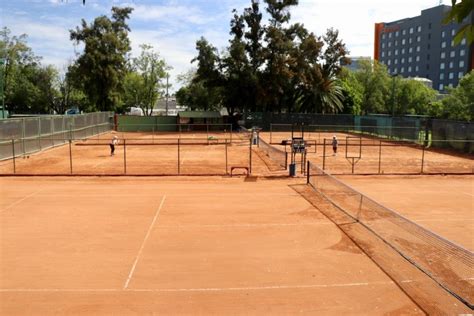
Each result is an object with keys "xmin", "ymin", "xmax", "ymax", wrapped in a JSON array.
[
  {"xmin": 0, "ymin": 280, "xmax": 402, "ymax": 292},
  {"xmin": 0, "ymin": 189, "xmax": 44, "ymax": 213},
  {"xmin": 123, "ymin": 195, "xmax": 167, "ymax": 289},
  {"xmin": 156, "ymin": 223, "xmax": 334, "ymax": 229},
  {"xmin": 9, "ymin": 278, "xmax": 474, "ymax": 293},
  {"xmin": 415, "ymin": 218, "xmax": 474, "ymax": 223},
  {"xmin": 462, "ymin": 192, "xmax": 473, "ymax": 197}
]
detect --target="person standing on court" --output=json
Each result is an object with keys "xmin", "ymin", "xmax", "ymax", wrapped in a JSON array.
[
  {"xmin": 332, "ymin": 135, "xmax": 338, "ymax": 156},
  {"xmin": 110, "ymin": 135, "xmax": 119, "ymax": 156}
]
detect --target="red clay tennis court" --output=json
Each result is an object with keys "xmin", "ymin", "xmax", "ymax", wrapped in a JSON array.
[{"xmin": 1, "ymin": 175, "xmax": 472, "ymax": 314}]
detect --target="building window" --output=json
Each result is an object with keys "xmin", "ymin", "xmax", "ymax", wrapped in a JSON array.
[
  {"xmin": 409, "ymin": 27, "xmax": 414, "ymax": 34},
  {"xmin": 451, "ymin": 40, "xmax": 455, "ymax": 46},
  {"xmin": 416, "ymin": 56, "xmax": 420, "ymax": 62},
  {"xmin": 460, "ymin": 49, "xmax": 465, "ymax": 56},
  {"xmin": 451, "ymin": 29, "xmax": 456, "ymax": 36},
  {"xmin": 416, "ymin": 46, "xmax": 420, "ymax": 52},
  {"xmin": 389, "ymin": 32, "xmax": 392, "ymax": 38},
  {"xmin": 449, "ymin": 61, "xmax": 454, "ymax": 68},
  {"xmin": 382, "ymin": 43, "xmax": 385, "ymax": 49},
  {"xmin": 428, "ymin": 23, "xmax": 432, "ymax": 29},
  {"xmin": 395, "ymin": 40, "xmax": 398, "ymax": 46},
  {"xmin": 402, "ymin": 39, "xmax": 406, "ymax": 45},
  {"xmin": 441, "ymin": 41, "xmax": 446, "ymax": 48},
  {"xmin": 394, "ymin": 59, "xmax": 398, "ymax": 64},
  {"xmin": 428, "ymin": 33, "xmax": 431, "ymax": 39},
  {"xmin": 387, "ymin": 60, "xmax": 391, "ymax": 66},
  {"xmin": 382, "ymin": 33, "xmax": 386, "ymax": 40},
  {"xmin": 417, "ymin": 35, "xmax": 421, "ymax": 42},
  {"xmin": 427, "ymin": 44, "xmax": 430, "ymax": 49},
  {"xmin": 388, "ymin": 42, "xmax": 392, "ymax": 47},
  {"xmin": 449, "ymin": 72, "xmax": 454, "ymax": 79},
  {"xmin": 409, "ymin": 47, "xmax": 413, "ymax": 53},
  {"xmin": 441, "ymin": 31, "xmax": 445, "ymax": 38},
  {"xmin": 459, "ymin": 60, "xmax": 465, "ymax": 68},
  {"xmin": 396, "ymin": 31, "xmax": 399, "ymax": 37},
  {"xmin": 440, "ymin": 73, "xmax": 444, "ymax": 80},
  {"xmin": 401, "ymin": 67, "xmax": 405, "ymax": 73},
  {"xmin": 409, "ymin": 37, "xmax": 413, "ymax": 44},
  {"xmin": 381, "ymin": 51, "xmax": 385, "ymax": 57},
  {"xmin": 426, "ymin": 64, "xmax": 430, "ymax": 70},
  {"xmin": 415, "ymin": 65, "xmax": 419, "ymax": 71},
  {"xmin": 408, "ymin": 56, "xmax": 412, "ymax": 62},
  {"xmin": 401, "ymin": 58, "xmax": 405, "ymax": 64},
  {"xmin": 401, "ymin": 48, "xmax": 405, "ymax": 54},
  {"xmin": 402, "ymin": 29, "xmax": 406, "ymax": 35},
  {"xmin": 440, "ymin": 63, "xmax": 445, "ymax": 69},
  {"xmin": 395, "ymin": 49, "xmax": 398, "ymax": 55},
  {"xmin": 439, "ymin": 83, "xmax": 444, "ymax": 90},
  {"xmin": 417, "ymin": 26, "xmax": 421, "ymax": 32},
  {"xmin": 408, "ymin": 66, "xmax": 412, "ymax": 72},
  {"xmin": 450, "ymin": 51, "xmax": 455, "ymax": 58},
  {"xmin": 448, "ymin": 83, "xmax": 453, "ymax": 88},
  {"xmin": 461, "ymin": 38, "xmax": 466, "ymax": 45},
  {"xmin": 458, "ymin": 72, "xmax": 464, "ymax": 79},
  {"xmin": 388, "ymin": 51, "xmax": 392, "ymax": 56},
  {"xmin": 440, "ymin": 52, "xmax": 445, "ymax": 59}
]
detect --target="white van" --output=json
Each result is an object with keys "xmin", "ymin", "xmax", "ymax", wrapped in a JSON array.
[{"xmin": 127, "ymin": 107, "xmax": 144, "ymax": 116}]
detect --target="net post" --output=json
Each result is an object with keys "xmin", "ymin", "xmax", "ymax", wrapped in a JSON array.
[
  {"xmin": 322, "ymin": 139, "xmax": 326, "ymax": 170},
  {"xmin": 177, "ymin": 138, "xmax": 181, "ymax": 175},
  {"xmin": 421, "ymin": 144, "xmax": 425, "ymax": 174},
  {"xmin": 12, "ymin": 139, "xmax": 16, "ymax": 174},
  {"xmin": 69, "ymin": 139, "xmax": 73, "ymax": 174},
  {"xmin": 123, "ymin": 139, "xmax": 127, "ymax": 175},
  {"xmin": 306, "ymin": 160, "xmax": 310, "ymax": 184},
  {"xmin": 378, "ymin": 140, "xmax": 382, "ymax": 174},
  {"xmin": 285, "ymin": 152, "xmax": 288, "ymax": 170}
]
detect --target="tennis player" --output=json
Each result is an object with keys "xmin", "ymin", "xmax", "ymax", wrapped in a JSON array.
[
  {"xmin": 110, "ymin": 135, "xmax": 119, "ymax": 156},
  {"xmin": 332, "ymin": 135, "xmax": 338, "ymax": 156}
]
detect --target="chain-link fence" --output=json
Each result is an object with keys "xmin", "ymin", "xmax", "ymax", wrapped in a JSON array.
[
  {"xmin": 0, "ymin": 112, "xmax": 113, "ymax": 161},
  {"xmin": 245, "ymin": 113, "xmax": 472, "ymax": 154}
]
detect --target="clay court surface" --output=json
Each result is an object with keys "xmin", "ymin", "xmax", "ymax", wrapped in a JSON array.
[
  {"xmin": 340, "ymin": 175, "xmax": 473, "ymax": 251},
  {"xmin": 0, "ymin": 132, "xmax": 255, "ymax": 176},
  {"xmin": 1, "ymin": 176, "xmax": 426, "ymax": 315},
  {"xmin": 262, "ymin": 131, "xmax": 473, "ymax": 174}
]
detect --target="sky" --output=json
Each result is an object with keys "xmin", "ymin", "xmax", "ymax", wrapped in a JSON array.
[{"xmin": 1, "ymin": 0, "xmax": 447, "ymax": 92}]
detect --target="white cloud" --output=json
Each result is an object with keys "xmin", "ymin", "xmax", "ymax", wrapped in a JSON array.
[{"xmin": 292, "ymin": 0, "xmax": 438, "ymax": 57}]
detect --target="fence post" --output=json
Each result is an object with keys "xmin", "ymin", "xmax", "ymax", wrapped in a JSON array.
[
  {"xmin": 378, "ymin": 140, "xmax": 382, "ymax": 174},
  {"xmin": 270, "ymin": 123, "xmax": 273, "ymax": 144},
  {"xmin": 38, "ymin": 117, "xmax": 42, "ymax": 150},
  {"xmin": 21, "ymin": 118, "xmax": 26, "ymax": 157},
  {"xmin": 421, "ymin": 144, "xmax": 425, "ymax": 174},
  {"xmin": 225, "ymin": 139, "xmax": 228, "ymax": 174},
  {"xmin": 12, "ymin": 139, "xmax": 16, "ymax": 174},
  {"xmin": 322, "ymin": 139, "xmax": 326, "ymax": 170},
  {"xmin": 230, "ymin": 124, "xmax": 233, "ymax": 143},
  {"xmin": 69, "ymin": 140, "xmax": 73, "ymax": 174},
  {"xmin": 306, "ymin": 160, "xmax": 310, "ymax": 184},
  {"xmin": 177, "ymin": 138, "xmax": 181, "ymax": 175},
  {"xmin": 123, "ymin": 139, "xmax": 127, "ymax": 175},
  {"xmin": 249, "ymin": 137, "xmax": 252, "ymax": 175}
]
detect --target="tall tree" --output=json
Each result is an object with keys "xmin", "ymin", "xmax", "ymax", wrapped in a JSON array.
[
  {"xmin": 130, "ymin": 44, "xmax": 170, "ymax": 116},
  {"xmin": 70, "ymin": 7, "xmax": 133, "ymax": 111},
  {"xmin": 444, "ymin": 0, "xmax": 474, "ymax": 44}
]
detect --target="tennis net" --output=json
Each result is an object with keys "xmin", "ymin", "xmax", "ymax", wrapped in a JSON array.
[
  {"xmin": 258, "ymin": 137, "xmax": 288, "ymax": 170},
  {"xmin": 307, "ymin": 162, "xmax": 473, "ymax": 309}
]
